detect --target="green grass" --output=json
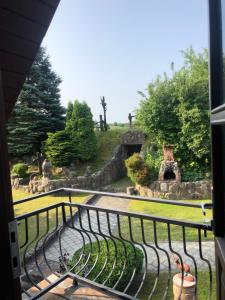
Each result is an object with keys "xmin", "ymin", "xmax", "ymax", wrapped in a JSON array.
[
  {"xmin": 134, "ymin": 271, "xmax": 216, "ymax": 300},
  {"xmin": 104, "ymin": 176, "xmax": 133, "ymax": 192},
  {"xmin": 89, "ymin": 127, "xmax": 130, "ymax": 171},
  {"xmin": 50, "ymin": 127, "xmax": 130, "ymax": 177},
  {"xmin": 128, "ymin": 199, "xmax": 212, "ymax": 222},
  {"xmin": 13, "ymin": 189, "xmax": 89, "ymax": 252},
  {"xmin": 117, "ymin": 199, "xmax": 213, "ymax": 242},
  {"xmin": 13, "ymin": 189, "xmax": 88, "ymax": 216}
]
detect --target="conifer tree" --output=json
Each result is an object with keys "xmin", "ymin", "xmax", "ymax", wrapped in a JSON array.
[
  {"xmin": 69, "ymin": 101, "xmax": 97, "ymax": 161},
  {"xmin": 7, "ymin": 47, "xmax": 65, "ymax": 157},
  {"xmin": 45, "ymin": 100, "xmax": 97, "ymax": 166}
]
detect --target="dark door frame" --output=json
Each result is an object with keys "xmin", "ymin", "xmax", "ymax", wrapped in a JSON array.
[
  {"xmin": 0, "ymin": 70, "xmax": 21, "ymax": 299},
  {"xmin": 209, "ymin": 0, "xmax": 225, "ymax": 299}
]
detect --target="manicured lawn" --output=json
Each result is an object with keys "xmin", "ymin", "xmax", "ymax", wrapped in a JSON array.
[
  {"xmin": 13, "ymin": 189, "xmax": 89, "ymax": 252},
  {"xmin": 13, "ymin": 189, "xmax": 88, "ymax": 216},
  {"xmin": 128, "ymin": 199, "xmax": 212, "ymax": 222},
  {"xmin": 118, "ymin": 199, "xmax": 213, "ymax": 242},
  {"xmin": 133, "ymin": 271, "xmax": 216, "ymax": 300}
]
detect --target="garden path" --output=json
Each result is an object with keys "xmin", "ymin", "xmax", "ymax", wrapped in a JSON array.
[{"xmin": 26, "ymin": 195, "xmax": 214, "ymax": 284}]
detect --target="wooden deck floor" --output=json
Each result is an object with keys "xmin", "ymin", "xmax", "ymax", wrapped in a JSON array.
[{"xmin": 26, "ymin": 274, "xmax": 117, "ymax": 299}]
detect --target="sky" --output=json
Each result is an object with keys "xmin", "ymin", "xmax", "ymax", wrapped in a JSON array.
[{"xmin": 42, "ymin": 0, "xmax": 208, "ymax": 123}]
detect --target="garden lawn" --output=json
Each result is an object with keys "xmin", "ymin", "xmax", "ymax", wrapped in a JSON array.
[
  {"xmin": 128, "ymin": 199, "xmax": 212, "ymax": 222},
  {"xmin": 118, "ymin": 199, "xmax": 213, "ymax": 242},
  {"xmin": 13, "ymin": 189, "xmax": 88, "ymax": 216},
  {"xmin": 13, "ymin": 189, "xmax": 89, "ymax": 252},
  {"xmin": 134, "ymin": 271, "xmax": 216, "ymax": 300}
]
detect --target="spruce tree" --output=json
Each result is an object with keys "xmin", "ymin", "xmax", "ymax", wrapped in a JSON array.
[
  {"xmin": 69, "ymin": 101, "xmax": 97, "ymax": 161},
  {"xmin": 45, "ymin": 131, "xmax": 76, "ymax": 167},
  {"xmin": 45, "ymin": 100, "xmax": 97, "ymax": 166},
  {"xmin": 66, "ymin": 101, "xmax": 73, "ymax": 123},
  {"xmin": 7, "ymin": 47, "xmax": 65, "ymax": 157}
]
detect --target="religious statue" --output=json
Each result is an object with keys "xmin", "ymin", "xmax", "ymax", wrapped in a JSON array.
[
  {"xmin": 84, "ymin": 165, "xmax": 92, "ymax": 177},
  {"xmin": 128, "ymin": 113, "xmax": 135, "ymax": 128},
  {"xmin": 42, "ymin": 159, "xmax": 52, "ymax": 179}
]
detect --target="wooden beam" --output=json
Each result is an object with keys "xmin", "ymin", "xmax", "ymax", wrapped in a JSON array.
[{"xmin": 0, "ymin": 70, "xmax": 21, "ymax": 299}]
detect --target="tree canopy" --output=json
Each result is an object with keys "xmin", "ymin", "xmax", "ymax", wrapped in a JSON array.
[
  {"xmin": 45, "ymin": 100, "xmax": 97, "ymax": 166},
  {"xmin": 136, "ymin": 48, "xmax": 210, "ymax": 179},
  {"xmin": 7, "ymin": 47, "xmax": 65, "ymax": 157}
]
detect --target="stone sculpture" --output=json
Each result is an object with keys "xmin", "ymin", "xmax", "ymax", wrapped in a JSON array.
[
  {"xmin": 84, "ymin": 165, "xmax": 92, "ymax": 177},
  {"xmin": 42, "ymin": 159, "xmax": 52, "ymax": 179}
]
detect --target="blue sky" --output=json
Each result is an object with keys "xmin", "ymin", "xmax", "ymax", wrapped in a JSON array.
[{"xmin": 42, "ymin": 0, "xmax": 208, "ymax": 123}]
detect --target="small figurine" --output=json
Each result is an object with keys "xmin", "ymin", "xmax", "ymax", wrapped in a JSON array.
[{"xmin": 173, "ymin": 255, "xmax": 194, "ymax": 282}]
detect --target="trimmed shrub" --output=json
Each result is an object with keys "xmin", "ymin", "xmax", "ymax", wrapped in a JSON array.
[
  {"xmin": 67, "ymin": 101, "xmax": 97, "ymax": 161},
  {"xmin": 125, "ymin": 153, "xmax": 151, "ymax": 185},
  {"xmin": 68, "ymin": 239, "xmax": 143, "ymax": 291},
  {"xmin": 12, "ymin": 163, "xmax": 28, "ymax": 178},
  {"xmin": 45, "ymin": 130, "xmax": 77, "ymax": 167}
]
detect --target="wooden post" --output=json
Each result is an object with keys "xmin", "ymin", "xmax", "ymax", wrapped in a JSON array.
[
  {"xmin": 99, "ymin": 114, "xmax": 104, "ymax": 132},
  {"xmin": 0, "ymin": 71, "xmax": 22, "ymax": 299},
  {"xmin": 100, "ymin": 96, "xmax": 107, "ymax": 131}
]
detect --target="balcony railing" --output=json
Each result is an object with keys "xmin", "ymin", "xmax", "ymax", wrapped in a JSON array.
[{"xmin": 14, "ymin": 188, "xmax": 214, "ymax": 299}]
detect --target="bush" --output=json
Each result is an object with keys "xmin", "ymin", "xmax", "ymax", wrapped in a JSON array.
[
  {"xmin": 145, "ymin": 148, "xmax": 162, "ymax": 181},
  {"xmin": 66, "ymin": 101, "xmax": 97, "ymax": 161},
  {"xmin": 125, "ymin": 153, "xmax": 151, "ymax": 185},
  {"xmin": 68, "ymin": 239, "xmax": 143, "ymax": 291},
  {"xmin": 12, "ymin": 163, "xmax": 28, "ymax": 178},
  {"xmin": 45, "ymin": 130, "xmax": 77, "ymax": 167}
]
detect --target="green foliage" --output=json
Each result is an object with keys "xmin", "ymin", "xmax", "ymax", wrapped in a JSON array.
[
  {"xmin": 136, "ymin": 48, "xmax": 210, "ymax": 178},
  {"xmin": 45, "ymin": 101, "xmax": 97, "ymax": 166},
  {"xmin": 45, "ymin": 131, "xmax": 77, "ymax": 167},
  {"xmin": 181, "ymin": 170, "xmax": 205, "ymax": 182},
  {"xmin": 125, "ymin": 153, "xmax": 151, "ymax": 185},
  {"xmin": 12, "ymin": 163, "xmax": 28, "ymax": 178},
  {"xmin": 145, "ymin": 148, "xmax": 163, "ymax": 180},
  {"xmin": 67, "ymin": 100, "xmax": 97, "ymax": 161},
  {"xmin": 66, "ymin": 101, "xmax": 73, "ymax": 123},
  {"xmin": 7, "ymin": 47, "xmax": 65, "ymax": 157},
  {"xmin": 68, "ymin": 239, "xmax": 143, "ymax": 291}
]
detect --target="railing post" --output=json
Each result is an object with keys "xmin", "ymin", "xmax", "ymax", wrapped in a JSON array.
[
  {"xmin": 62, "ymin": 203, "xmax": 67, "ymax": 224},
  {"xmin": 68, "ymin": 191, "xmax": 73, "ymax": 221}
]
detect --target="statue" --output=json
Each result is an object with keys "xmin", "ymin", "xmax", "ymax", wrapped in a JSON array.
[
  {"xmin": 100, "ymin": 96, "xmax": 108, "ymax": 131},
  {"xmin": 128, "ymin": 113, "xmax": 135, "ymax": 128},
  {"xmin": 69, "ymin": 163, "xmax": 77, "ymax": 178},
  {"xmin": 42, "ymin": 159, "xmax": 52, "ymax": 179},
  {"xmin": 84, "ymin": 165, "xmax": 92, "ymax": 177}
]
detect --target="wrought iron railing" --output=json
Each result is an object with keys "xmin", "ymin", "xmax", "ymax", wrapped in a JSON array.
[{"xmin": 14, "ymin": 188, "xmax": 214, "ymax": 299}]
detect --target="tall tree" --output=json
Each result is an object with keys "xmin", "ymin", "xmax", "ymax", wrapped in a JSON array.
[
  {"xmin": 66, "ymin": 101, "xmax": 73, "ymax": 123},
  {"xmin": 46, "ymin": 100, "xmax": 97, "ymax": 166},
  {"xmin": 136, "ymin": 48, "xmax": 210, "ymax": 177},
  {"xmin": 69, "ymin": 101, "xmax": 97, "ymax": 161},
  {"xmin": 7, "ymin": 47, "xmax": 65, "ymax": 157}
]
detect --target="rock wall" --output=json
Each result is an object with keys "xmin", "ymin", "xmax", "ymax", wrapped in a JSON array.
[
  {"xmin": 121, "ymin": 130, "xmax": 145, "ymax": 145},
  {"xmin": 12, "ymin": 130, "xmax": 147, "ymax": 194},
  {"xmin": 136, "ymin": 180, "xmax": 212, "ymax": 200},
  {"xmin": 13, "ymin": 145, "xmax": 127, "ymax": 193}
]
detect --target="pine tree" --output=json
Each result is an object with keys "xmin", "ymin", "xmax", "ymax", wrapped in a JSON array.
[
  {"xmin": 45, "ymin": 131, "xmax": 76, "ymax": 167},
  {"xmin": 69, "ymin": 101, "xmax": 97, "ymax": 161},
  {"xmin": 66, "ymin": 101, "xmax": 73, "ymax": 123},
  {"xmin": 7, "ymin": 47, "xmax": 65, "ymax": 157},
  {"xmin": 45, "ymin": 100, "xmax": 97, "ymax": 166}
]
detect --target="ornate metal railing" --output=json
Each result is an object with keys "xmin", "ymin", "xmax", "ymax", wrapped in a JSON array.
[{"xmin": 14, "ymin": 188, "xmax": 214, "ymax": 299}]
